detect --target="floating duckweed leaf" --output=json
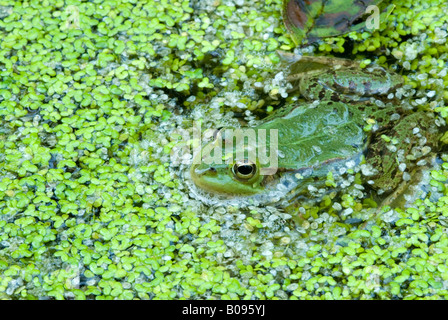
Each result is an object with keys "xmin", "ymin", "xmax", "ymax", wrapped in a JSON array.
[{"xmin": 282, "ymin": 0, "xmax": 385, "ymax": 45}]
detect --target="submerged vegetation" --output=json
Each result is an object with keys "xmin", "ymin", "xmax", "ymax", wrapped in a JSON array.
[{"xmin": 1, "ymin": 0, "xmax": 448, "ymax": 299}]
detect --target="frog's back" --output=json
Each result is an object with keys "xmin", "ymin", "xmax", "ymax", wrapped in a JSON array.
[{"xmin": 257, "ymin": 101, "xmax": 368, "ymax": 171}]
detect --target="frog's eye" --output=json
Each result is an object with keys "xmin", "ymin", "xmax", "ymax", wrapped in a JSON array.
[{"xmin": 232, "ymin": 160, "xmax": 257, "ymax": 180}]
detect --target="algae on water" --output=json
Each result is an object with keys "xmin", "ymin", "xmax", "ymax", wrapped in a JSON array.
[{"xmin": 1, "ymin": 0, "xmax": 448, "ymax": 300}]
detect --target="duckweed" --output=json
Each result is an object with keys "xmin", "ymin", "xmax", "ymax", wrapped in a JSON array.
[{"xmin": 1, "ymin": 0, "xmax": 448, "ymax": 300}]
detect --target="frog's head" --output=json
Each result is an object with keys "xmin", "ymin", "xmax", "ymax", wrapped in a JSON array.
[
  {"xmin": 188, "ymin": 126, "xmax": 284, "ymax": 205},
  {"xmin": 190, "ymin": 158, "xmax": 266, "ymax": 196}
]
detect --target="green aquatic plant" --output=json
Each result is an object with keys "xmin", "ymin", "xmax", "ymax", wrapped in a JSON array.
[{"xmin": 0, "ymin": 0, "xmax": 448, "ymax": 300}]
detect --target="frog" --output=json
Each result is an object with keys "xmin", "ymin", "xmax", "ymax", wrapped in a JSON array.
[{"xmin": 188, "ymin": 55, "xmax": 440, "ymax": 207}]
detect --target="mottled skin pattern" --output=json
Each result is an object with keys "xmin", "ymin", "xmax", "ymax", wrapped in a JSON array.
[
  {"xmin": 366, "ymin": 111, "xmax": 439, "ymax": 193},
  {"xmin": 285, "ymin": 55, "xmax": 403, "ymax": 102},
  {"xmin": 282, "ymin": 0, "xmax": 384, "ymax": 44},
  {"xmin": 189, "ymin": 55, "xmax": 440, "ymax": 205}
]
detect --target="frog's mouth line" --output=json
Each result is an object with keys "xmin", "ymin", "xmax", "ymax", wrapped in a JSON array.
[
  {"xmin": 185, "ymin": 149, "xmax": 369, "ymax": 207},
  {"xmin": 185, "ymin": 165, "xmax": 289, "ymax": 207},
  {"xmin": 189, "ymin": 163, "xmax": 261, "ymax": 196}
]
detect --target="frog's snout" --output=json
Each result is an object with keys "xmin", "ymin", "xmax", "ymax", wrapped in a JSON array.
[
  {"xmin": 191, "ymin": 164, "xmax": 217, "ymax": 177},
  {"xmin": 189, "ymin": 164, "xmax": 218, "ymax": 188}
]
